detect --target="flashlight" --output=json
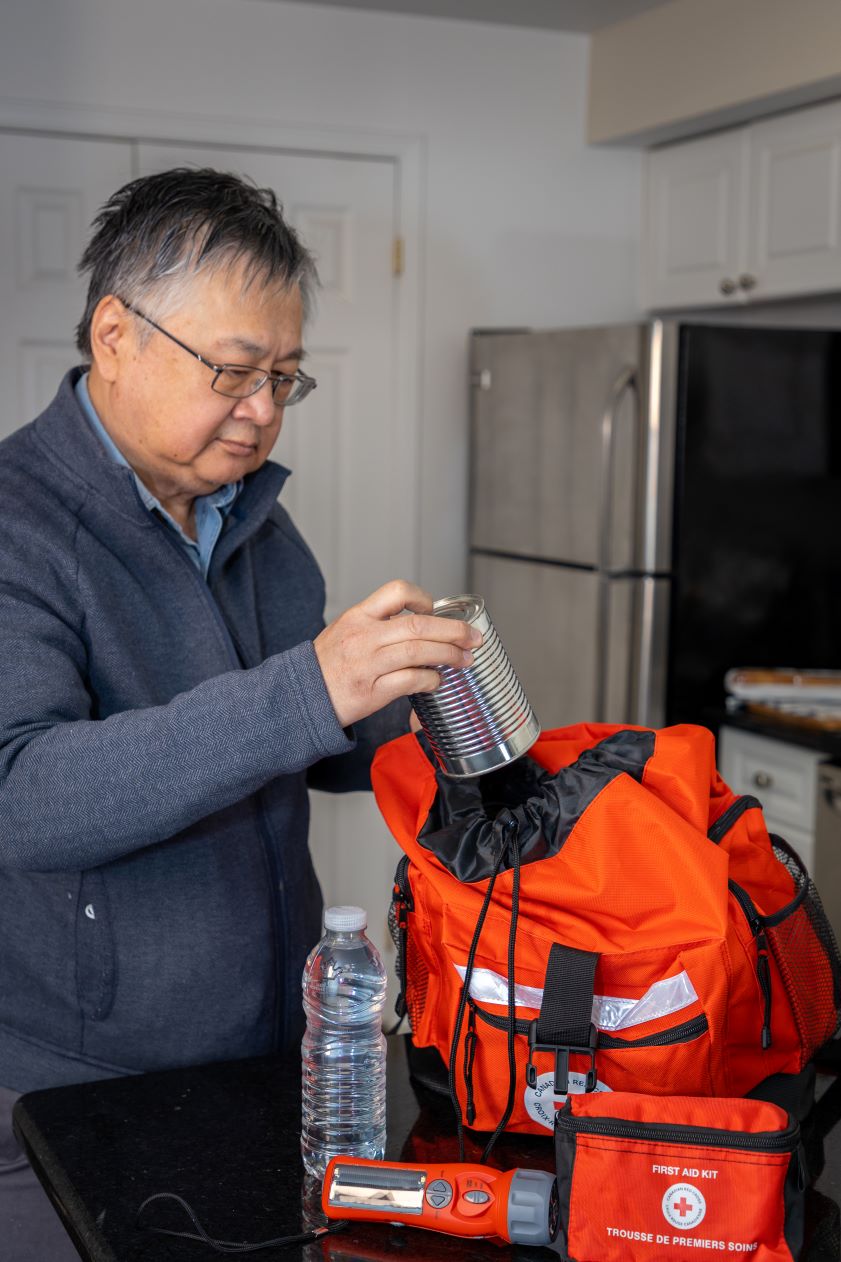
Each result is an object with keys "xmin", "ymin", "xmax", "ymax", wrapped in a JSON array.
[{"xmin": 322, "ymin": 1156, "xmax": 558, "ymax": 1248}]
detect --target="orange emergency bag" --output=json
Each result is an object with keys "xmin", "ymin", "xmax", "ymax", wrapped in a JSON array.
[{"xmin": 373, "ymin": 724, "xmax": 841, "ymax": 1143}]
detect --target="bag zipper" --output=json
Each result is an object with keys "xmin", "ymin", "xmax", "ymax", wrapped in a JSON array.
[
  {"xmin": 555, "ymin": 1105, "xmax": 801, "ymax": 1157},
  {"xmin": 470, "ymin": 998, "xmax": 708, "ymax": 1049},
  {"xmin": 729, "ymin": 881, "xmax": 773, "ymax": 1049},
  {"xmin": 708, "ymin": 795, "xmax": 762, "ymax": 844},
  {"xmin": 391, "ymin": 856, "xmax": 413, "ymax": 1019}
]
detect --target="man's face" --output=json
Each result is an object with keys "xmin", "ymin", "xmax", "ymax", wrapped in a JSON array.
[{"xmin": 95, "ymin": 262, "xmax": 305, "ymax": 501}]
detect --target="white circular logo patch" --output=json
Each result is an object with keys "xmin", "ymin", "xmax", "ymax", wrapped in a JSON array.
[
  {"xmin": 523, "ymin": 1070, "xmax": 612, "ymax": 1131},
  {"xmin": 662, "ymin": 1183, "xmax": 706, "ymax": 1230}
]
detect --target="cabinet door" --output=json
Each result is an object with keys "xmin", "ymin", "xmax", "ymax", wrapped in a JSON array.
[
  {"xmin": 746, "ymin": 100, "xmax": 841, "ymax": 301},
  {"xmin": 642, "ymin": 129, "xmax": 748, "ymax": 311},
  {"xmin": 717, "ymin": 727, "xmax": 824, "ymax": 865}
]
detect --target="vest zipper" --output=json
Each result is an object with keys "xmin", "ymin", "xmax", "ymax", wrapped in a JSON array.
[
  {"xmin": 470, "ymin": 998, "xmax": 708, "ymax": 1049},
  {"xmin": 730, "ymin": 880, "xmax": 773, "ymax": 1049},
  {"xmin": 152, "ymin": 522, "xmax": 287, "ymax": 1048}
]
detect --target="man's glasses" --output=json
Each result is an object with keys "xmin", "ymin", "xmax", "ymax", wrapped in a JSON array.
[{"xmin": 120, "ymin": 299, "xmax": 317, "ymax": 406}]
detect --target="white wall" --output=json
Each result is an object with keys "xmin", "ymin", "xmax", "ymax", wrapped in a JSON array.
[{"xmin": 1, "ymin": 0, "xmax": 642, "ymax": 596}]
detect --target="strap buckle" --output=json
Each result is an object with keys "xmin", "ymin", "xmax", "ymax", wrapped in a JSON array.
[{"xmin": 526, "ymin": 1018, "xmax": 598, "ymax": 1095}]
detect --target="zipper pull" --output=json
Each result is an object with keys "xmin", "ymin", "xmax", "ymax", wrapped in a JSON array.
[{"xmin": 756, "ymin": 930, "xmax": 773, "ymax": 1049}]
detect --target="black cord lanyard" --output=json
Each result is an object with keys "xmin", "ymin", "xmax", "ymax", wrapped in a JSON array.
[{"xmin": 135, "ymin": 1192, "xmax": 348, "ymax": 1254}]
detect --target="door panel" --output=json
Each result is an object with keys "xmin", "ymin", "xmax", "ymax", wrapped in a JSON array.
[
  {"xmin": 470, "ymin": 326, "xmax": 643, "ymax": 569},
  {"xmin": 136, "ymin": 143, "xmax": 406, "ymax": 996},
  {"xmin": 136, "ymin": 143, "xmax": 404, "ymax": 619},
  {"xmin": 470, "ymin": 552, "xmax": 600, "ymax": 728},
  {"xmin": 0, "ymin": 132, "xmax": 133, "ymax": 439}
]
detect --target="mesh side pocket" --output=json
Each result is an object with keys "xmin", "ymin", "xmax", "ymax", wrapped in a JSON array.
[
  {"xmin": 387, "ymin": 877, "xmax": 430, "ymax": 1033},
  {"xmin": 405, "ymin": 930, "xmax": 430, "ymax": 1033},
  {"xmin": 764, "ymin": 837, "xmax": 841, "ymax": 1063}
]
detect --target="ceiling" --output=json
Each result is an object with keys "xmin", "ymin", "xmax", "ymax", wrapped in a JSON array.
[{"xmin": 276, "ymin": 0, "xmax": 673, "ymax": 33}]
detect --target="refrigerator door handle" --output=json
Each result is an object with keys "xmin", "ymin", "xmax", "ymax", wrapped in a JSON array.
[{"xmin": 594, "ymin": 366, "xmax": 638, "ymax": 723}]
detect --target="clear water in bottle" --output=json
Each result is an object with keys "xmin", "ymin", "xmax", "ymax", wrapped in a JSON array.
[{"xmin": 301, "ymin": 905, "xmax": 387, "ymax": 1179}]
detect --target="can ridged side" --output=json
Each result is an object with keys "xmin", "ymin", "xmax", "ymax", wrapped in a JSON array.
[{"xmin": 410, "ymin": 595, "xmax": 540, "ymax": 778}]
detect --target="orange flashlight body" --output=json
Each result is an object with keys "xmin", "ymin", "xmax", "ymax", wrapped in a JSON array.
[{"xmin": 322, "ymin": 1156, "xmax": 558, "ymax": 1247}]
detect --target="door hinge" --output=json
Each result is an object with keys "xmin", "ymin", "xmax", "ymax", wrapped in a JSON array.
[{"xmin": 392, "ymin": 236, "xmax": 405, "ymax": 277}]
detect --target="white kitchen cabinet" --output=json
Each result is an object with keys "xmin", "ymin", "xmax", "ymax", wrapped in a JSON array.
[
  {"xmin": 747, "ymin": 101, "xmax": 841, "ymax": 301},
  {"xmin": 643, "ymin": 129, "xmax": 748, "ymax": 311},
  {"xmin": 717, "ymin": 726, "xmax": 825, "ymax": 875},
  {"xmin": 643, "ymin": 99, "xmax": 841, "ymax": 311}
]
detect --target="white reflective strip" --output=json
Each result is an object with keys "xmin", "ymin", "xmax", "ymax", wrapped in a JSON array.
[
  {"xmin": 593, "ymin": 973, "xmax": 698, "ymax": 1031},
  {"xmin": 453, "ymin": 965, "xmax": 698, "ymax": 1032},
  {"xmin": 454, "ymin": 965, "xmax": 544, "ymax": 1011}
]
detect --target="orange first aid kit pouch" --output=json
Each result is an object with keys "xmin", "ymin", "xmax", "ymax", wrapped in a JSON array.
[
  {"xmin": 374, "ymin": 724, "xmax": 841, "ymax": 1139},
  {"xmin": 553, "ymin": 1092, "xmax": 804, "ymax": 1262}
]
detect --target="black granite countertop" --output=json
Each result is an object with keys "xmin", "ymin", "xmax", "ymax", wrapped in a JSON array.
[
  {"xmin": 12, "ymin": 1037, "xmax": 841, "ymax": 1262},
  {"xmin": 706, "ymin": 707, "xmax": 841, "ymax": 763}
]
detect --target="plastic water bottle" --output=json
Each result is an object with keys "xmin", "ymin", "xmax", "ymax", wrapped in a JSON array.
[{"xmin": 301, "ymin": 905, "xmax": 387, "ymax": 1179}]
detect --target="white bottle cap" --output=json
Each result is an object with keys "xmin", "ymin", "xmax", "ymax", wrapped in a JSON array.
[{"xmin": 324, "ymin": 905, "xmax": 367, "ymax": 932}]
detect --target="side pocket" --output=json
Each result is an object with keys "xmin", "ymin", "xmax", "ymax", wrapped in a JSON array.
[
  {"xmin": 763, "ymin": 836, "xmax": 841, "ymax": 1063},
  {"xmin": 75, "ymin": 871, "xmax": 116, "ymax": 1023}
]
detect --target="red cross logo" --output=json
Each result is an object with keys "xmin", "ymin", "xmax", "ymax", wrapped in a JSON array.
[{"xmin": 663, "ymin": 1182, "xmax": 706, "ymax": 1229}]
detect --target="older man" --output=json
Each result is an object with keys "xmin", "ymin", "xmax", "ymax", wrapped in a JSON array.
[{"xmin": 0, "ymin": 167, "xmax": 478, "ymax": 1258}]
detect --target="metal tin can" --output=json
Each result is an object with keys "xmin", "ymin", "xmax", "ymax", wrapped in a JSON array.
[{"xmin": 410, "ymin": 594, "xmax": 540, "ymax": 778}]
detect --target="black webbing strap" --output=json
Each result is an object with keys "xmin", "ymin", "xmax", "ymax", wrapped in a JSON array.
[{"xmin": 527, "ymin": 942, "xmax": 599, "ymax": 1095}]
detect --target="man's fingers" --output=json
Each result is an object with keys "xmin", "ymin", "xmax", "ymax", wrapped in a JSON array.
[
  {"xmin": 382, "ymin": 610, "xmax": 482, "ymax": 649},
  {"xmin": 357, "ymin": 580, "xmax": 434, "ymax": 620},
  {"xmin": 375, "ymin": 636, "xmax": 475, "ymax": 676},
  {"xmin": 373, "ymin": 667, "xmax": 443, "ymax": 705}
]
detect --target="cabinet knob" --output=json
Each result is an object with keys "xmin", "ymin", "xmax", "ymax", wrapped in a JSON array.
[
  {"xmin": 738, "ymin": 273, "xmax": 757, "ymax": 291},
  {"xmin": 753, "ymin": 770, "xmax": 774, "ymax": 789},
  {"xmin": 823, "ymin": 787, "xmax": 841, "ymax": 816},
  {"xmin": 719, "ymin": 277, "xmax": 737, "ymax": 296}
]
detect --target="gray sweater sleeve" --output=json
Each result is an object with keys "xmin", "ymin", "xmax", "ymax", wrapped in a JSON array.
[
  {"xmin": 306, "ymin": 697, "xmax": 412, "ymax": 793},
  {"xmin": 0, "ymin": 571, "xmax": 353, "ymax": 872}
]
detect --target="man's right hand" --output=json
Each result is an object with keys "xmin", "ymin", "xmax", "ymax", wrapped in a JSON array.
[{"xmin": 313, "ymin": 580, "xmax": 482, "ymax": 729}]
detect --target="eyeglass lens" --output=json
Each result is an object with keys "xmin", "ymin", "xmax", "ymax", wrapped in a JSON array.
[{"xmin": 211, "ymin": 366, "xmax": 314, "ymax": 405}]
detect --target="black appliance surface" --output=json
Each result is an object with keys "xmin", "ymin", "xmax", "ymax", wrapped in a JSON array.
[{"xmin": 668, "ymin": 324, "xmax": 841, "ymax": 726}]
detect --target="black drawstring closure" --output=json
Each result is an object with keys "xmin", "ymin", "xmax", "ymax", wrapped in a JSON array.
[
  {"xmin": 447, "ymin": 820, "xmax": 511, "ymax": 1161},
  {"xmin": 481, "ymin": 818, "xmax": 521, "ymax": 1162},
  {"xmin": 448, "ymin": 810, "xmax": 521, "ymax": 1162},
  {"xmin": 135, "ymin": 1193, "xmax": 348, "ymax": 1254}
]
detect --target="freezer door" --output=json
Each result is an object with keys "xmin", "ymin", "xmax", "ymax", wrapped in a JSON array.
[
  {"xmin": 470, "ymin": 325, "xmax": 646, "ymax": 569},
  {"xmin": 470, "ymin": 553, "xmax": 641, "ymax": 728}
]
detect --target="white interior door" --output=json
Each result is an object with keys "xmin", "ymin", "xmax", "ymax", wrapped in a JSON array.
[
  {"xmin": 0, "ymin": 132, "xmax": 133, "ymax": 439},
  {"xmin": 137, "ymin": 143, "xmax": 411, "ymax": 992}
]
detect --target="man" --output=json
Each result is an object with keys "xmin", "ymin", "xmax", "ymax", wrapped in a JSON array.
[{"xmin": 0, "ymin": 168, "xmax": 479, "ymax": 1257}]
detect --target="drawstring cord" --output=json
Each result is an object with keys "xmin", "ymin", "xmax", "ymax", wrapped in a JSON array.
[
  {"xmin": 481, "ymin": 815, "xmax": 521, "ymax": 1161},
  {"xmin": 447, "ymin": 826, "xmax": 510, "ymax": 1161},
  {"xmin": 448, "ymin": 810, "xmax": 521, "ymax": 1162}
]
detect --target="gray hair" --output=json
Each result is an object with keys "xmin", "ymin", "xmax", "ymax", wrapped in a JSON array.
[{"xmin": 75, "ymin": 167, "xmax": 318, "ymax": 355}]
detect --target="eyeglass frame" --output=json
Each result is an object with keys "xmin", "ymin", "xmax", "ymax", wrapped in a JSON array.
[{"xmin": 118, "ymin": 298, "xmax": 317, "ymax": 406}]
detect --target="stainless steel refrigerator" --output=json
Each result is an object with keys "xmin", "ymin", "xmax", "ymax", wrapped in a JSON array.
[{"xmin": 468, "ymin": 321, "xmax": 841, "ymax": 731}]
